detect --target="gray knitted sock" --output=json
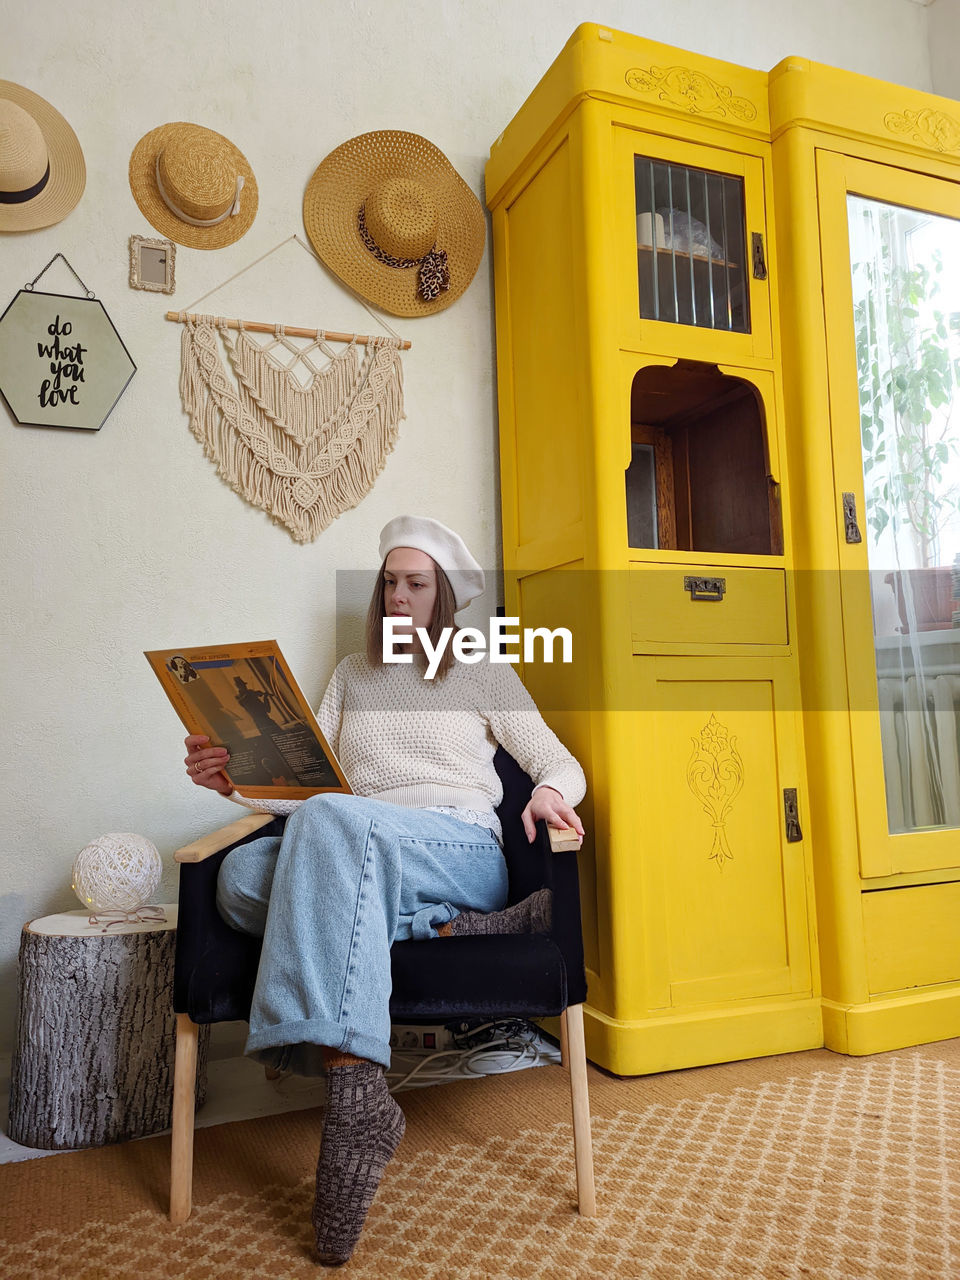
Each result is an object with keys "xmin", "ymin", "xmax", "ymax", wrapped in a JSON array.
[
  {"xmin": 312, "ymin": 1061, "xmax": 406, "ymax": 1266},
  {"xmin": 448, "ymin": 887, "xmax": 552, "ymax": 937}
]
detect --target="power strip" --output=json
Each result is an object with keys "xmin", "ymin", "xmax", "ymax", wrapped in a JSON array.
[
  {"xmin": 386, "ymin": 1019, "xmax": 562, "ymax": 1092},
  {"xmin": 389, "ymin": 1024, "xmax": 456, "ymax": 1052}
]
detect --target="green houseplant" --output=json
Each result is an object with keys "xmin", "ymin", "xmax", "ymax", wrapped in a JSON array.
[{"xmin": 852, "ymin": 235, "xmax": 960, "ymax": 629}]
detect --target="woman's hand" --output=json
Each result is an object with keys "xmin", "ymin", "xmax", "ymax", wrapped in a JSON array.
[
  {"xmin": 521, "ymin": 786, "xmax": 585, "ymax": 846},
  {"xmin": 184, "ymin": 734, "xmax": 234, "ymax": 795}
]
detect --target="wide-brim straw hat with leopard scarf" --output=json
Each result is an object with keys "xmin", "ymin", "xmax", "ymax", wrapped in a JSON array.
[
  {"xmin": 128, "ymin": 121, "xmax": 258, "ymax": 249},
  {"xmin": 303, "ymin": 130, "xmax": 485, "ymax": 317}
]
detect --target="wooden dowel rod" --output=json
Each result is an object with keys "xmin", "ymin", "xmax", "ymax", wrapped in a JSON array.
[{"xmin": 164, "ymin": 312, "xmax": 411, "ymax": 350}]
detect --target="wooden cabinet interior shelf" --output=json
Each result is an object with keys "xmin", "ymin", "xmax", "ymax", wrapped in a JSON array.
[
  {"xmin": 625, "ymin": 360, "xmax": 783, "ymax": 556},
  {"xmin": 637, "ymin": 246, "xmax": 740, "ymax": 269}
]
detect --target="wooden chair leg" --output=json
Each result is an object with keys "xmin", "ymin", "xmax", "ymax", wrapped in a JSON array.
[
  {"xmin": 561, "ymin": 1004, "xmax": 596, "ymax": 1217},
  {"xmin": 170, "ymin": 1013, "xmax": 199, "ymax": 1224}
]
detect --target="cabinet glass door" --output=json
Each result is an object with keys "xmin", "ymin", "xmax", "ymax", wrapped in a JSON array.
[
  {"xmin": 848, "ymin": 194, "xmax": 960, "ymax": 836},
  {"xmin": 614, "ymin": 129, "xmax": 772, "ymax": 360},
  {"xmin": 634, "ymin": 157, "xmax": 750, "ymax": 333},
  {"xmin": 818, "ymin": 152, "xmax": 960, "ymax": 875}
]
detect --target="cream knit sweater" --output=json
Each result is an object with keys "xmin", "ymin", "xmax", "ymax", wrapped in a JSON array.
[{"xmin": 229, "ymin": 653, "xmax": 585, "ymax": 817}]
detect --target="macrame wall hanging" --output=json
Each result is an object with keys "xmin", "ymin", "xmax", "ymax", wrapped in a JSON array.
[{"xmin": 167, "ymin": 236, "xmax": 409, "ymax": 543}]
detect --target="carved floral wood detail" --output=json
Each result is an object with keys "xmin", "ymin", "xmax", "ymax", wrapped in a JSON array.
[
  {"xmin": 883, "ymin": 108, "xmax": 960, "ymax": 153},
  {"xmin": 686, "ymin": 714, "xmax": 744, "ymax": 869},
  {"xmin": 624, "ymin": 65, "xmax": 758, "ymax": 122}
]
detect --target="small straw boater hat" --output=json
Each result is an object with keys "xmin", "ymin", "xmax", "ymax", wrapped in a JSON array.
[
  {"xmin": 128, "ymin": 122, "xmax": 258, "ymax": 250},
  {"xmin": 303, "ymin": 131, "xmax": 485, "ymax": 317},
  {"xmin": 0, "ymin": 81, "xmax": 85, "ymax": 232}
]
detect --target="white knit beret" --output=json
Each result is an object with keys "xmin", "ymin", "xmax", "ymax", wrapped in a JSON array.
[{"xmin": 378, "ymin": 515, "xmax": 485, "ymax": 612}]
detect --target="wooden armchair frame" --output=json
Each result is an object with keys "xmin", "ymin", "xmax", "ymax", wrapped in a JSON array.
[{"xmin": 170, "ymin": 796, "xmax": 596, "ymax": 1225}]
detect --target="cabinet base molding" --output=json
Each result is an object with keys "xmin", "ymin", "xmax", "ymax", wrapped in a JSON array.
[
  {"xmin": 582, "ymin": 998, "xmax": 823, "ymax": 1076},
  {"xmin": 822, "ymin": 989, "xmax": 960, "ymax": 1057}
]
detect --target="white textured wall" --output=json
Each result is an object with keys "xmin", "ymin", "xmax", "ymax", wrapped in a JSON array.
[
  {"xmin": 0, "ymin": 0, "xmax": 932, "ymax": 1059},
  {"xmin": 928, "ymin": 0, "xmax": 960, "ymax": 98}
]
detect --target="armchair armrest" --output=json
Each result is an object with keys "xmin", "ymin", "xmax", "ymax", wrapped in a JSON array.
[
  {"xmin": 176, "ymin": 815, "xmax": 578, "ymax": 864},
  {"xmin": 548, "ymin": 826, "xmax": 581, "ymax": 853},
  {"xmin": 174, "ymin": 812, "xmax": 275, "ymax": 864},
  {"xmin": 535, "ymin": 821, "xmax": 588, "ymax": 1007},
  {"xmin": 174, "ymin": 813, "xmax": 286, "ymax": 1019}
]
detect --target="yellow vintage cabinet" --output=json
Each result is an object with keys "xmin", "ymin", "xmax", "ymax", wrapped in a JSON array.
[
  {"xmin": 486, "ymin": 24, "xmax": 822, "ymax": 1075},
  {"xmin": 771, "ymin": 61, "xmax": 960, "ymax": 1053}
]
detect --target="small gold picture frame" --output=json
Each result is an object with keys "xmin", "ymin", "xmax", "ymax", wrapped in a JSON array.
[{"xmin": 129, "ymin": 235, "xmax": 176, "ymax": 295}]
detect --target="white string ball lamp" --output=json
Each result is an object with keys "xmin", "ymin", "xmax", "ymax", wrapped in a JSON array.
[{"xmin": 72, "ymin": 832, "xmax": 162, "ymax": 914}]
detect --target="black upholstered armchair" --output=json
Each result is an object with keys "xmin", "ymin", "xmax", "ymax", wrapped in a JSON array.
[{"xmin": 169, "ymin": 748, "xmax": 595, "ymax": 1222}]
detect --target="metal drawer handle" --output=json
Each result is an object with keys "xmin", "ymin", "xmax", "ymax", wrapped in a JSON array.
[{"xmin": 684, "ymin": 575, "xmax": 726, "ymax": 602}]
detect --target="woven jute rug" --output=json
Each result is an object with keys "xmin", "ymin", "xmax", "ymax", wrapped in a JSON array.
[{"xmin": 3, "ymin": 1041, "xmax": 959, "ymax": 1279}]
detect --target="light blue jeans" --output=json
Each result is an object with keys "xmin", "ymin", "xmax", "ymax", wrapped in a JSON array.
[{"xmin": 216, "ymin": 793, "xmax": 508, "ymax": 1072}]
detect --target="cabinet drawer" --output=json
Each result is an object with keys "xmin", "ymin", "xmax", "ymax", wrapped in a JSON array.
[
  {"xmin": 630, "ymin": 564, "xmax": 788, "ymax": 651},
  {"xmin": 863, "ymin": 882, "xmax": 960, "ymax": 994}
]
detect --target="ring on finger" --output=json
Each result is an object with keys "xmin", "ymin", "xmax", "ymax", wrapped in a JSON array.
[{"xmin": 194, "ymin": 762, "xmax": 202, "ymax": 775}]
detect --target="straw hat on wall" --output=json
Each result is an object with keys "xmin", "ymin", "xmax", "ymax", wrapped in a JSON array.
[
  {"xmin": 303, "ymin": 131, "xmax": 485, "ymax": 317},
  {"xmin": 128, "ymin": 122, "xmax": 258, "ymax": 249},
  {"xmin": 0, "ymin": 81, "xmax": 85, "ymax": 232}
]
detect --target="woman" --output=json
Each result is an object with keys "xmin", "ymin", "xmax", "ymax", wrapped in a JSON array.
[{"xmin": 183, "ymin": 516, "xmax": 585, "ymax": 1265}]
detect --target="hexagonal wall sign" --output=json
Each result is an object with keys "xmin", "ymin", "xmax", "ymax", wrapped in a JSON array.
[{"xmin": 0, "ymin": 288, "xmax": 136, "ymax": 430}]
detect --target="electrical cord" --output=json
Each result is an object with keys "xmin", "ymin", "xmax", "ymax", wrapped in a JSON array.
[
  {"xmin": 385, "ymin": 1019, "xmax": 561, "ymax": 1093},
  {"xmin": 262, "ymin": 1020, "xmax": 561, "ymax": 1095}
]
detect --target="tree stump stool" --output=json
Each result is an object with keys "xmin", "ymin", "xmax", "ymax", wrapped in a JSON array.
[{"xmin": 8, "ymin": 906, "xmax": 210, "ymax": 1150}]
